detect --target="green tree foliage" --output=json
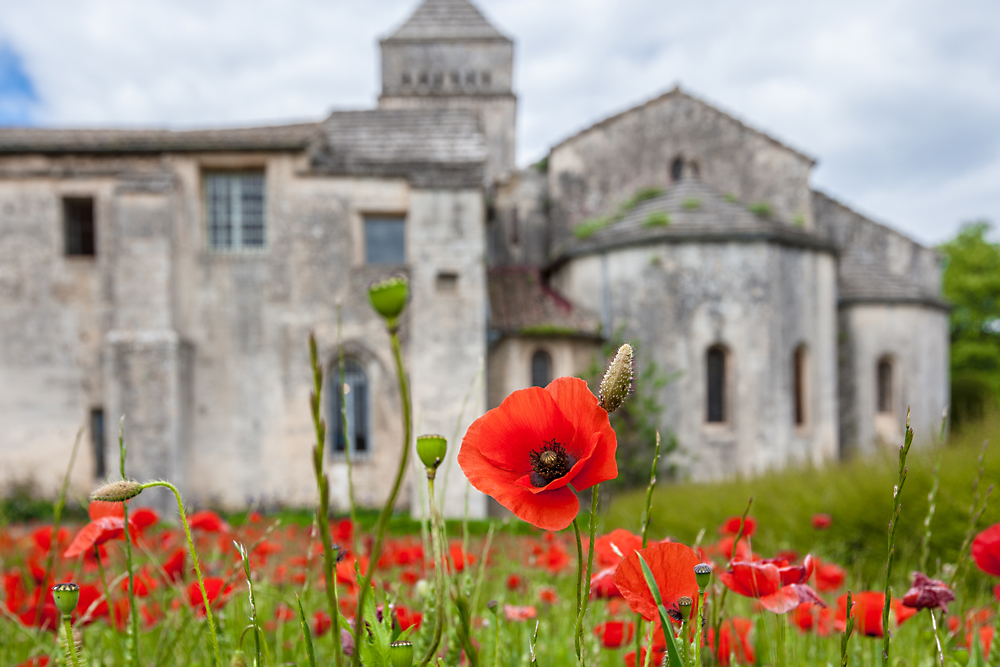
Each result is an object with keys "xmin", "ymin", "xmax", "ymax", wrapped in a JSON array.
[{"xmin": 939, "ymin": 221, "xmax": 1000, "ymax": 424}]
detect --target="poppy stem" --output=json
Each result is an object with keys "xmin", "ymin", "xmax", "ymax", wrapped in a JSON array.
[
  {"xmin": 141, "ymin": 480, "xmax": 223, "ymax": 667},
  {"xmin": 417, "ymin": 476, "xmax": 446, "ymax": 667},
  {"xmin": 572, "ymin": 518, "xmax": 584, "ymax": 628},
  {"xmin": 116, "ymin": 420, "xmax": 141, "ymax": 667},
  {"xmin": 61, "ymin": 614, "xmax": 82, "ymax": 667},
  {"xmin": 928, "ymin": 609, "xmax": 946, "ymax": 667},
  {"xmin": 352, "ymin": 326, "xmax": 412, "ymax": 667},
  {"xmin": 573, "ymin": 484, "xmax": 602, "ymax": 666}
]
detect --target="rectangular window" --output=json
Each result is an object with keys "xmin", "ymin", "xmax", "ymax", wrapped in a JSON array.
[
  {"xmin": 91, "ymin": 408, "xmax": 105, "ymax": 478},
  {"xmin": 64, "ymin": 197, "xmax": 96, "ymax": 256},
  {"xmin": 364, "ymin": 216, "xmax": 405, "ymax": 265},
  {"xmin": 205, "ymin": 171, "xmax": 266, "ymax": 251}
]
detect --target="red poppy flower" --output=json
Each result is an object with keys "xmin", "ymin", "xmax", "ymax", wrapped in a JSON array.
[
  {"xmin": 76, "ymin": 584, "xmax": 108, "ymax": 623},
  {"xmin": 835, "ymin": 592, "xmax": 915, "ymax": 637},
  {"xmin": 594, "ymin": 529, "xmax": 644, "ymax": 568},
  {"xmin": 31, "ymin": 526, "xmax": 70, "ymax": 553},
  {"xmin": 187, "ymin": 577, "xmax": 232, "ymax": 614},
  {"xmin": 715, "ymin": 535, "xmax": 752, "ymax": 563},
  {"xmin": 541, "ymin": 542, "xmax": 571, "ymax": 573},
  {"xmin": 590, "ymin": 566, "xmax": 622, "ymax": 599},
  {"xmin": 613, "ymin": 542, "xmax": 700, "ymax": 621},
  {"xmin": 506, "ymin": 574, "xmax": 522, "ymax": 591},
  {"xmin": 503, "ymin": 604, "xmax": 537, "ymax": 622},
  {"xmin": 718, "ymin": 516, "xmax": 757, "ymax": 537},
  {"xmin": 129, "ymin": 508, "xmax": 160, "ymax": 532},
  {"xmin": 718, "ymin": 556, "xmax": 824, "ymax": 614},
  {"xmin": 538, "ymin": 586, "xmax": 559, "ymax": 605},
  {"xmin": 458, "ymin": 377, "xmax": 618, "ymax": 531},
  {"xmin": 813, "ymin": 559, "xmax": 846, "ymax": 592},
  {"xmin": 594, "ymin": 620, "xmax": 635, "ymax": 648},
  {"xmin": 394, "ymin": 604, "xmax": 423, "ymax": 630},
  {"xmin": 188, "ymin": 510, "xmax": 229, "ymax": 533},
  {"xmin": 63, "ymin": 516, "xmax": 133, "ymax": 559},
  {"xmin": 967, "ymin": 626, "xmax": 994, "ymax": 658},
  {"xmin": 163, "ymin": 548, "xmax": 187, "ymax": 582},
  {"xmin": 902, "ymin": 572, "xmax": 955, "ymax": 613},
  {"xmin": 707, "ymin": 618, "xmax": 755, "ymax": 666},
  {"xmin": 972, "ymin": 523, "xmax": 1000, "ymax": 577},
  {"xmin": 313, "ymin": 610, "xmax": 332, "ymax": 636},
  {"xmin": 811, "ymin": 513, "xmax": 832, "ymax": 530}
]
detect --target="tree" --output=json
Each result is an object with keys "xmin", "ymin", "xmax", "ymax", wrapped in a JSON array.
[{"xmin": 939, "ymin": 221, "xmax": 1000, "ymax": 425}]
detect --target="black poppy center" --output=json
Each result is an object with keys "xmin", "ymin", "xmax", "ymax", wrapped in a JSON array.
[{"xmin": 529, "ymin": 440, "xmax": 576, "ymax": 487}]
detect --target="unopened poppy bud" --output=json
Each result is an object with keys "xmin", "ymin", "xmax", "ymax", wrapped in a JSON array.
[
  {"xmin": 51, "ymin": 582, "xmax": 80, "ymax": 616},
  {"xmin": 389, "ymin": 640, "xmax": 414, "ymax": 667},
  {"xmin": 487, "ymin": 600, "xmax": 499, "ymax": 615},
  {"xmin": 230, "ymin": 650, "xmax": 249, "ymax": 667},
  {"xmin": 599, "ymin": 343, "xmax": 634, "ymax": 413},
  {"xmin": 676, "ymin": 596, "xmax": 693, "ymax": 621},
  {"xmin": 91, "ymin": 480, "xmax": 144, "ymax": 502},
  {"xmin": 368, "ymin": 276, "xmax": 409, "ymax": 324},
  {"xmin": 416, "ymin": 434, "xmax": 447, "ymax": 474},
  {"xmin": 694, "ymin": 563, "xmax": 713, "ymax": 591}
]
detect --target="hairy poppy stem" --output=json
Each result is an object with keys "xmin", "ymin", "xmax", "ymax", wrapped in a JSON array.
[
  {"xmin": 351, "ymin": 326, "xmax": 412, "ymax": 667},
  {"xmin": 141, "ymin": 480, "xmax": 222, "ymax": 667},
  {"xmin": 61, "ymin": 614, "xmax": 82, "ymax": 667},
  {"xmin": 636, "ymin": 430, "xmax": 662, "ymax": 661},
  {"xmin": 572, "ymin": 518, "xmax": 584, "ymax": 651},
  {"xmin": 308, "ymin": 333, "xmax": 344, "ymax": 667},
  {"xmin": 573, "ymin": 484, "xmax": 601, "ymax": 666},
  {"xmin": 417, "ymin": 476, "xmax": 446, "ymax": 667},
  {"xmin": 117, "ymin": 420, "xmax": 141, "ymax": 667},
  {"xmin": 881, "ymin": 410, "xmax": 913, "ymax": 667}
]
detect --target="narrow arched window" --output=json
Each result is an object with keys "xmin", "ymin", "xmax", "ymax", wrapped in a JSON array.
[
  {"xmin": 793, "ymin": 345, "xmax": 808, "ymax": 426},
  {"xmin": 329, "ymin": 359, "xmax": 370, "ymax": 455},
  {"xmin": 877, "ymin": 357, "xmax": 893, "ymax": 414},
  {"xmin": 671, "ymin": 157, "xmax": 685, "ymax": 182},
  {"xmin": 706, "ymin": 346, "xmax": 727, "ymax": 423},
  {"xmin": 531, "ymin": 350, "xmax": 552, "ymax": 387}
]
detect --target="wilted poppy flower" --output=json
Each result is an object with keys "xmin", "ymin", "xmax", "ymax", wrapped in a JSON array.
[
  {"xmin": 458, "ymin": 377, "xmax": 618, "ymax": 531},
  {"xmin": 707, "ymin": 618, "xmax": 755, "ymax": 666},
  {"xmin": 972, "ymin": 523, "xmax": 1000, "ymax": 577},
  {"xmin": 718, "ymin": 516, "xmax": 757, "ymax": 537},
  {"xmin": 902, "ymin": 572, "xmax": 955, "ymax": 613},
  {"xmin": 188, "ymin": 510, "xmax": 228, "ymax": 533},
  {"xmin": 718, "ymin": 556, "xmax": 825, "ymax": 614},
  {"xmin": 593, "ymin": 620, "xmax": 635, "ymax": 648},
  {"xmin": 503, "ymin": 604, "xmax": 537, "ymax": 622},
  {"xmin": 811, "ymin": 514, "xmax": 832, "ymax": 530},
  {"xmin": 613, "ymin": 542, "xmax": 700, "ymax": 621}
]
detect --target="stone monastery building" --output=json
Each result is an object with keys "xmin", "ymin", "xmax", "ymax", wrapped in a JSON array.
[{"xmin": 0, "ymin": 0, "xmax": 948, "ymax": 517}]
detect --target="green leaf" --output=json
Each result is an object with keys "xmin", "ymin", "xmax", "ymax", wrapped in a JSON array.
[
  {"xmin": 637, "ymin": 552, "xmax": 683, "ymax": 667},
  {"xmin": 295, "ymin": 595, "xmax": 317, "ymax": 667}
]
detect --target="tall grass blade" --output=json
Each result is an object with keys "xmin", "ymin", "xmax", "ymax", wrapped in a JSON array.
[
  {"xmin": 636, "ymin": 552, "xmax": 683, "ymax": 667},
  {"xmin": 295, "ymin": 595, "xmax": 318, "ymax": 667},
  {"xmin": 881, "ymin": 410, "xmax": 914, "ymax": 667}
]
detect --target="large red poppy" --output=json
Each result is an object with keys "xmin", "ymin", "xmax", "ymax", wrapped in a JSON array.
[
  {"xmin": 972, "ymin": 523, "xmax": 1000, "ymax": 577},
  {"xmin": 458, "ymin": 377, "xmax": 618, "ymax": 531},
  {"xmin": 718, "ymin": 556, "xmax": 824, "ymax": 614},
  {"xmin": 594, "ymin": 620, "xmax": 635, "ymax": 648},
  {"xmin": 613, "ymin": 542, "xmax": 700, "ymax": 621},
  {"xmin": 708, "ymin": 618, "xmax": 755, "ymax": 666},
  {"xmin": 835, "ymin": 592, "xmax": 915, "ymax": 637}
]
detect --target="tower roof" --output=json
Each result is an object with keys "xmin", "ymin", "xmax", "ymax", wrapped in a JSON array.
[{"xmin": 384, "ymin": 0, "xmax": 509, "ymax": 41}]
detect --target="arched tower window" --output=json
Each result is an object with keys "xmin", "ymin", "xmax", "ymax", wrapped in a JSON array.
[
  {"xmin": 531, "ymin": 350, "xmax": 552, "ymax": 387},
  {"xmin": 671, "ymin": 157, "xmax": 685, "ymax": 182},
  {"xmin": 793, "ymin": 344, "xmax": 808, "ymax": 426},
  {"xmin": 706, "ymin": 346, "xmax": 727, "ymax": 423},
  {"xmin": 329, "ymin": 359, "xmax": 370, "ymax": 455},
  {"xmin": 877, "ymin": 357, "xmax": 894, "ymax": 414}
]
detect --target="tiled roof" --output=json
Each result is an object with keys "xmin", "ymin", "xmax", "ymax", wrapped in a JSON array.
[
  {"xmin": 488, "ymin": 268, "xmax": 601, "ymax": 338},
  {"xmin": 0, "ymin": 123, "xmax": 319, "ymax": 154},
  {"xmin": 384, "ymin": 0, "xmax": 508, "ymax": 41}
]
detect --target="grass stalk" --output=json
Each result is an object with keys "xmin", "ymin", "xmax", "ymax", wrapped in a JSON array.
[
  {"xmin": 840, "ymin": 591, "xmax": 855, "ymax": 667},
  {"xmin": 308, "ymin": 333, "xmax": 345, "ymax": 666},
  {"xmin": 141, "ymin": 480, "xmax": 222, "ymax": 667},
  {"xmin": 881, "ymin": 410, "xmax": 914, "ymax": 667},
  {"xmin": 117, "ymin": 420, "xmax": 141, "ymax": 667},
  {"xmin": 950, "ymin": 439, "xmax": 993, "ymax": 591},
  {"xmin": 234, "ymin": 542, "xmax": 261, "ymax": 667},
  {"xmin": 295, "ymin": 595, "xmax": 317, "ymax": 667},
  {"xmin": 351, "ymin": 324, "xmax": 412, "ymax": 667}
]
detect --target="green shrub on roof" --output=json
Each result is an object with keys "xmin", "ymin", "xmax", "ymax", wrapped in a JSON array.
[
  {"xmin": 681, "ymin": 198, "xmax": 701, "ymax": 210},
  {"xmin": 574, "ymin": 216, "xmax": 612, "ymax": 239},
  {"xmin": 749, "ymin": 201, "xmax": 773, "ymax": 218},
  {"xmin": 643, "ymin": 211, "xmax": 671, "ymax": 228}
]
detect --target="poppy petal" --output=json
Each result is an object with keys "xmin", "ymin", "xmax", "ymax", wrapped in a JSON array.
[
  {"xmin": 545, "ymin": 378, "xmax": 618, "ymax": 489},
  {"xmin": 613, "ymin": 542, "xmax": 701, "ymax": 621},
  {"xmin": 759, "ymin": 584, "xmax": 825, "ymax": 614},
  {"xmin": 474, "ymin": 386, "xmax": 577, "ymax": 473}
]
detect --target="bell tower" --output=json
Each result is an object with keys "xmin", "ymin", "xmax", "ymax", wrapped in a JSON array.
[{"xmin": 379, "ymin": 0, "xmax": 516, "ymax": 185}]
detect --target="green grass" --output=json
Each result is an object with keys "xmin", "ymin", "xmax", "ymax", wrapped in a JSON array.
[{"xmin": 605, "ymin": 415, "xmax": 1000, "ymax": 593}]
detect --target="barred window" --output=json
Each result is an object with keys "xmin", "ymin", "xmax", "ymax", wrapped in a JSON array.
[
  {"xmin": 329, "ymin": 360, "xmax": 370, "ymax": 456},
  {"xmin": 205, "ymin": 172, "xmax": 266, "ymax": 251}
]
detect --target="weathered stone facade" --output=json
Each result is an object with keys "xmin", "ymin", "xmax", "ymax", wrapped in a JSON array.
[{"xmin": 0, "ymin": 0, "xmax": 949, "ymax": 512}]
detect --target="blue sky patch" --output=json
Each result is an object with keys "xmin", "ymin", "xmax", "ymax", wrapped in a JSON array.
[{"xmin": 0, "ymin": 43, "xmax": 38, "ymax": 125}]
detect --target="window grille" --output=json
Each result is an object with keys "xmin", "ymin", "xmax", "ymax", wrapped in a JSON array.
[
  {"xmin": 707, "ymin": 346, "xmax": 727, "ymax": 423},
  {"xmin": 205, "ymin": 172, "xmax": 266, "ymax": 251},
  {"xmin": 531, "ymin": 350, "xmax": 552, "ymax": 387},
  {"xmin": 329, "ymin": 360, "xmax": 370, "ymax": 456},
  {"xmin": 64, "ymin": 197, "xmax": 96, "ymax": 256},
  {"xmin": 364, "ymin": 216, "xmax": 405, "ymax": 265}
]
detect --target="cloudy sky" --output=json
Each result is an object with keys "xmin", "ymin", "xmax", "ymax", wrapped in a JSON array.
[{"xmin": 0, "ymin": 0, "xmax": 996, "ymax": 245}]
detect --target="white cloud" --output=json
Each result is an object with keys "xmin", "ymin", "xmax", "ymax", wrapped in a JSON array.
[{"xmin": 0, "ymin": 0, "xmax": 997, "ymax": 244}]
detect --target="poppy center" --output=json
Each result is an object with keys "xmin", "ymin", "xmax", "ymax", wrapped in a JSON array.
[{"xmin": 529, "ymin": 440, "xmax": 576, "ymax": 487}]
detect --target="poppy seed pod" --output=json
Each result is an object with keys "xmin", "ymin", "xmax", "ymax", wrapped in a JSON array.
[
  {"xmin": 389, "ymin": 640, "xmax": 414, "ymax": 667},
  {"xmin": 368, "ymin": 276, "xmax": 409, "ymax": 323},
  {"xmin": 91, "ymin": 480, "xmax": 144, "ymax": 502},
  {"xmin": 694, "ymin": 563, "xmax": 713, "ymax": 591},
  {"xmin": 676, "ymin": 596, "xmax": 694, "ymax": 621},
  {"xmin": 51, "ymin": 582, "xmax": 80, "ymax": 616},
  {"xmin": 599, "ymin": 343, "xmax": 634, "ymax": 413},
  {"xmin": 416, "ymin": 434, "xmax": 448, "ymax": 473}
]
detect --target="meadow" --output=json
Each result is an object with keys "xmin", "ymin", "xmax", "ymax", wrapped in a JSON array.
[{"xmin": 2, "ymin": 276, "xmax": 999, "ymax": 667}]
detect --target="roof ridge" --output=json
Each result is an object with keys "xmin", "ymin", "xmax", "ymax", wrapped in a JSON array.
[{"xmin": 383, "ymin": 0, "xmax": 509, "ymax": 42}]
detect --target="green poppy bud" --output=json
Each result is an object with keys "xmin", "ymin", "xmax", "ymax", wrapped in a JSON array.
[
  {"xmin": 368, "ymin": 276, "xmax": 409, "ymax": 323},
  {"xmin": 486, "ymin": 600, "xmax": 499, "ymax": 616},
  {"xmin": 416, "ymin": 434, "xmax": 448, "ymax": 473},
  {"xmin": 676, "ymin": 596, "xmax": 693, "ymax": 621},
  {"xmin": 389, "ymin": 640, "xmax": 414, "ymax": 667},
  {"xmin": 694, "ymin": 563, "xmax": 713, "ymax": 592},
  {"xmin": 91, "ymin": 480, "xmax": 144, "ymax": 502},
  {"xmin": 229, "ymin": 651, "xmax": 249, "ymax": 667},
  {"xmin": 599, "ymin": 343, "xmax": 634, "ymax": 413},
  {"xmin": 51, "ymin": 582, "xmax": 80, "ymax": 616}
]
